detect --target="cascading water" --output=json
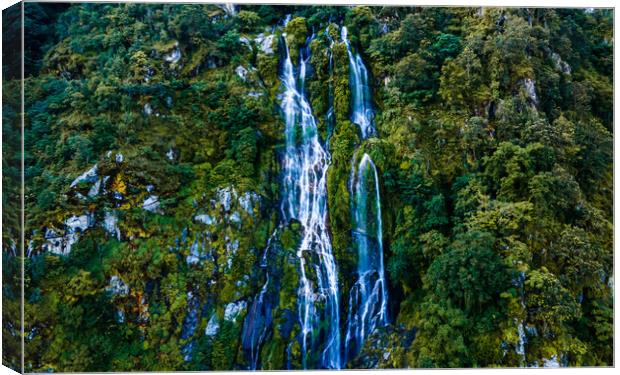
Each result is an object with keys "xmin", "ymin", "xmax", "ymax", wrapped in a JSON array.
[
  {"xmin": 279, "ymin": 36, "xmax": 342, "ymax": 369},
  {"xmin": 342, "ymin": 26, "xmax": 376, "ymax": 139},
  {"xmin": 345, "ymin": 154, "xmax": 389, "ymax": 361},
  {"xmin": 341, "ymin": 26, "xmax": 389, "ymax": 363},
  {"xmin": 515, "ymin": 271, "xmax": 527, "ymax": 365},
  {"xmin": 242, "ymin": 230, "xmax": 278, "ymax": 370}
]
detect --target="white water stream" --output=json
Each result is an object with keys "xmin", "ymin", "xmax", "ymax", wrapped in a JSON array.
[{"xmin": 280, "ymin": 36, "xmax": 342, "ymax": 369}]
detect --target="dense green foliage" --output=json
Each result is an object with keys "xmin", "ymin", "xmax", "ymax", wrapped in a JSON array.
[
  {"xmin": 3, "ymin": 3, "xmax": 24, "ymax": 371},
  {"xmin": 2, "ymin": 3, "xmax": 613, "ymax": 371}
]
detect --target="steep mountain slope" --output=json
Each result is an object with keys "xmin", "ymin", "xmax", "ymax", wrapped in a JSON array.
[{"xmin": 2, "ymin": 4, "xmax": 613, "ymax": 371}]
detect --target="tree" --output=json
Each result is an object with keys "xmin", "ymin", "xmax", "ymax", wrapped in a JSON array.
[{"xmin": 425, "ymin": 231, "xmax": 510, "ymax": 313}]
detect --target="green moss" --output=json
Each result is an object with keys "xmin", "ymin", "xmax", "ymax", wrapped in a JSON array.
[
  {"xmin": 284, "ymin": 17, "xmax": 308, "ymax": 63},
  {"xmin": 358, "ymin": 138, "xmax": 397, "ymax": 175},
  {"xmin": 253, "ymin": 222, "xmax": 302, "ymax": 369},
  {"xmin": 332, "ymin": 43, "xmax": 351, "ymax": 122},
  {"xmin": 327, "ymin": 23, "xmax": 340, "ymax": 41},
  {"xmin": 327, "ymin": 120, "xmax": 359, "ymax": 291},
  {"xmin": 256, "ymin": 46, "xmax": 279, "ymax": 89},
  {"xmin": 278, "ymin": 225, "xmax": 301, "ymax": 308},
  {"xmin": 210, "ymin": 320, "xmax": 242, "ymax": 370},
  {"xmin": 181, "ymin": 45, "xmax": 209, "ymax": 76},
  {"xmin": 152, "ymin": 39, "xmax": 178, "ymax": 53},
  {"xmin": 280, "ymin": 229, "xmax": 295, "ymax": 252},
  {"xmin": 260, "ymin": 334, "xmax": 286, "ymax": 369},
  {"xmin": 344, "ymin": 6, "xmax": 378, "ymax": 50},
  {"xmin": 308, "ymin": 38, "xmax": 332, "ymax": 140}
]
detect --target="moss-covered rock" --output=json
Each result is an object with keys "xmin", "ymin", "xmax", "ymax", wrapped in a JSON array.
[
  {"xmin": 332, "ymin": 42, "xmax": 351, "ymax": 122},
  {"xmin": 308, "ymin": 38, "xmax": 331, "ymax": 140},
  {"xmin": 349, "ymin": 325, "xmax": 415, "ymax": 369},
  {"xmin": 284, "ymin": 17, "xmax": 308, "ymax": 63},
  {"xmin": 327, "ymin": 120, "xmax": 359, "ymax": 301}
]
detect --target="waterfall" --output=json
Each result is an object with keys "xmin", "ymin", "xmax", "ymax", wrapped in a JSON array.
[
  {"xmin": 342, "ymin": 26, "xmax": 375, "ymax": 139},
  {"xmin": 244, "ymin": 274, "xmax": 271, "ymax": 370},
  {"xmin": 515, "ymin": 271, "xmax": 527, "ymax": 366},
  {"xmin": 242, "ymin": 231, "xmax": 278, "ymax": 370},
  {"xmin": 279, "ymin": 36, "xmax": 342, "ymax": 369},
  {"xmin": 345, "ymin": 154, "xmax": 389, "ymax": 361},
  {"xmin": 342, "ymin": 26, "xmax": 389, "ymax": 363},
  {"xmin": 220, "ymin": 3, "xmax": 237, "ymax": 17}
]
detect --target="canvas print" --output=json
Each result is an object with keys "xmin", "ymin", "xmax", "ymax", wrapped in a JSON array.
[{"xmin": 1, "ymin": 2, "xmax": 613, "ymax": 372}]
